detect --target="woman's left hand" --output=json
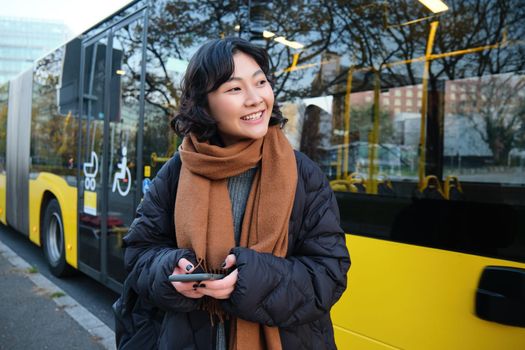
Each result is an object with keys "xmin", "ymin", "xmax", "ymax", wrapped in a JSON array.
[{"xmin": 197, "ymin": 254, "xmax": 238, "ymax": 300}]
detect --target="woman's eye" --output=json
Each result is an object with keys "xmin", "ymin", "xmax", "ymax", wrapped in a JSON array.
[
  {"xmin": 258, "ymin": 79, "xmax": 267, "ymax": 86},
  {"xmin": 226, "ymin": 87, "xmax": 241, "ymax": 92}
]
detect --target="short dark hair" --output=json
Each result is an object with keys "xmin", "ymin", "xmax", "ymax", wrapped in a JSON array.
[{"xmin": 171, "ymin": 37, "xmax": 286, "ymax": 141}]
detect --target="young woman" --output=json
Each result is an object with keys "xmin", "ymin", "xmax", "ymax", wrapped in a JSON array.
[{"xmin": 119, "ymin": 37, "xmax": 350, "ymax": 350}]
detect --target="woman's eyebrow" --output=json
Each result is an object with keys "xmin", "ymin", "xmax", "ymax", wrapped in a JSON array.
[{"xmin": 226, "ymin": 69, "xmax": 265, "ymax": 82}]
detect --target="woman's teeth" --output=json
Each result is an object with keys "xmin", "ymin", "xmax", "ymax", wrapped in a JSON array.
[{"xmin": 241, "ymin": 111, "xmax": 262, "ymax": 121}]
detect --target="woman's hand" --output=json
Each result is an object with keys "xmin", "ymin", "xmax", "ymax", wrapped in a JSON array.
[
  {"xmin": 197, "ymin": 254, "xmax": 238, "ymax": 300},
  {"xmin": 170, "ymin": 257, "xmax": 205, "ymax": 299}
]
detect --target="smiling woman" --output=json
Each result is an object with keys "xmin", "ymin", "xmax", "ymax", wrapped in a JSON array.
[{"xmin": 118, "ymin": 37, "xmax": 350, "ymax": 350}]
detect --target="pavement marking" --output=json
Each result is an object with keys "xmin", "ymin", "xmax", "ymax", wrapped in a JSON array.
[{"xmin": 0, "ymin": 240, "xmax": 116, "ymax": 350}]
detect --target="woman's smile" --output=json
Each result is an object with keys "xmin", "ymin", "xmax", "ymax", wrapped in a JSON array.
[{"xmin": 240, "ymin": 110, "xmax": 265, "ymax": 122}]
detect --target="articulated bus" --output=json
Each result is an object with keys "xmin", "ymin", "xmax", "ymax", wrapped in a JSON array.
[{"xmin": 0, "ymin": 0, "xmax": 524, "ymax": 348}]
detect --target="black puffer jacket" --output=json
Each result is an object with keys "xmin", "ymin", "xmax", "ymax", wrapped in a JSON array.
[{"xmin": 121, "ymin": 151, "xmax": 350, "ymax": 349}]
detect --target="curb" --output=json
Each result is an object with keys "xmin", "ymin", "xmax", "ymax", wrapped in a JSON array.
[{"xmin": 0, "ymin": 240, "xmax": 116, "ymax": 350}]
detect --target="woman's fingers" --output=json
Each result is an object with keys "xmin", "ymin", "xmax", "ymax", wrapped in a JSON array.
[
  {"xmin": 201, "ymin": 287, "xmax": 234, "ymax": 300},
  {"xmin": 172, "ymin": 256, "xmax": 237, "ymax": 299},
  {"xmin": 170, "ymin": 257, "xmax": 203, "ymax": 298},
  {"xmin": 197, "ymin": 269, "xmax": 238, "ymax": 299},
  {"xmin": 196, "ymin": 283, "xmax": 234, "ymax": 299},
  {"xmin": 173, "ymin": 280, "xmax": 195, "ymax": 291},
  {"xmin": 178, "ymin": 287, "xmax": 205, "ymax": 299},
  {"xmin": 204, "ymin": 269, "xmax": 238, "ymax": 289},
  {"xmin": 222, "ymin": 254, "xmax": 236, "ymax": 269},
  {"xmin": 177, "ymin": 258, "xmax": 195, "ymax": 273},
  {"xmin": 172, "ymin": 280, "xmax": 206, "ymax": 298}
]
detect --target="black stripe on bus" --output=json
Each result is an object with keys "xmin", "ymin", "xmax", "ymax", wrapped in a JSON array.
[{"xmin": 336, "ymin": 183, "xmax": 525, "ymax": 264}]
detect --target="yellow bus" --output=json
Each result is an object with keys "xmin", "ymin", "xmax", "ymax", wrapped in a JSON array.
[{"xmin": 0, "ymin": 1, "xmax": 524, "ymax": 348}]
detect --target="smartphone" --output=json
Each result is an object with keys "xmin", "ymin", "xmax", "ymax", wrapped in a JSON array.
[{"xmin": 168, "ymin": 273, "xmax": 225, "ymax": 282}]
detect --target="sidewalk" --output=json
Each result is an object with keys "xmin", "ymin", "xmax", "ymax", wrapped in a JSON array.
[{"xmin": 0, "ymin": 241, "xmax": 115, "ymax": 350}]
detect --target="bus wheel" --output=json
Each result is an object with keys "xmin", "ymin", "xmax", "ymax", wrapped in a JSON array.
[{"xmin": 42, "ymin": 199, "xmax": 74, "ymax": 277}]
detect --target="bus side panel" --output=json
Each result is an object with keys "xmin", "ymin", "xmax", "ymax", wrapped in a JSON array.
[
  {"xmin": 6, "ymin": 69, "xmax": 31, "ymax": 235},
  {"xmin": 331, "ymin": 235, "xmax": 525, "ymax": 350},
  {"xmin": 0, "ymin": 173, "xmax": 5, "ymax": 224},
  {"xmin": 333, "ymin": 325, "xmax": 400, "ymax": 350},
  {"xmin": 29, "ymin": 172, "xmax": 78, "ymax": 268}
]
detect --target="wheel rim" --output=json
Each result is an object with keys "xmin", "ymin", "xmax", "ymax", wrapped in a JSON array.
[{"xmin": 46, "ymin": 212, "xmax": 63, "ymax": 265}]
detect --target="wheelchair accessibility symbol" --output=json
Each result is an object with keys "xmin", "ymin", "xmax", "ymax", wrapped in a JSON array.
[{"xmin": 112, "ymin": 146, "xmax": 132, "ymax": 196}]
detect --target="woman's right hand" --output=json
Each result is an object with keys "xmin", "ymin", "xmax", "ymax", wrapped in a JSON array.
[{"xmin": 170, "ymin": 258, "xmax": 205, "ymax": 299}]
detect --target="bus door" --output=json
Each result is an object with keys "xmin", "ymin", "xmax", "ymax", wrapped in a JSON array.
[{"xmin": 78, "ymin": 12, "xmax": 146, "ymax": 290}]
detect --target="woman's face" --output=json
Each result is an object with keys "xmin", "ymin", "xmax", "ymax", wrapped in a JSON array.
[{"xmin": 207, "ymin": 52, "xmax": 274, "ymax": 146}]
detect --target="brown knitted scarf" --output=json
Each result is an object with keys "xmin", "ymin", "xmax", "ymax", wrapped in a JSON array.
[{"xmin": 175, "ymin": 126, "xmax": 297, "ymax": 350}]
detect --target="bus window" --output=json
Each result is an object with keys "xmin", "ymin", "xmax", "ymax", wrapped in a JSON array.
[{"xmin": 32, "ymin": 45, "xmax": 79, "ymax": 184}]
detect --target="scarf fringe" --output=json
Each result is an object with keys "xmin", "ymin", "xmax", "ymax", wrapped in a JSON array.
[{"xmin": 196, "ymin": 258, "xmax": 228, "ymax": 325}]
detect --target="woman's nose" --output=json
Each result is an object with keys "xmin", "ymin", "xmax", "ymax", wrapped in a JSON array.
[{"xmin": 245, "ymin": 88, "xmax": 263, "ymax": 106}]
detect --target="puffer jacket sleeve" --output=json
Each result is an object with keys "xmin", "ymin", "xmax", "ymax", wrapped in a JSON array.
[
  {"xmin": 221, "ymin": 152, "xmax": 350, "ymax": 327},
  {"xmin": 122, "ymin": 154, "xmax": 200, "ymax": 313}
]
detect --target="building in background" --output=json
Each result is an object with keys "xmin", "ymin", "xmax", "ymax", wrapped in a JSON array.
[{"xmin": 0, "ymin": 17, "xmax": 71, "ymax": 84}]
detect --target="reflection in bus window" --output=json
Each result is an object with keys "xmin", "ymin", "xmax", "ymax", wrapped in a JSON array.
[
  {"xmin": 444, "ymin": 74, "xmax": 525, "ymax": 185},
  {"xmin": 31, "ymin": 45, "xmax": 79, "ymax": 183}
]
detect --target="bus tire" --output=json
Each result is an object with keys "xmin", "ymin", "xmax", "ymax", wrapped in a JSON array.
[{"xmin": 42, "ymin": 199, "xmax": 75, "ymax": 277}]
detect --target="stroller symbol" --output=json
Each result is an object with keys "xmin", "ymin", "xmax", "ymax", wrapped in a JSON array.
[{"xmin": 83, "ymin": 151, "xmax": 99, "ymax": 191}]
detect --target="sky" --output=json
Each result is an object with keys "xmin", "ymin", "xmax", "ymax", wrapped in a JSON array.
[{"xmin": 0, "ymin": 0, "xmax": 135, "ymax": 36}]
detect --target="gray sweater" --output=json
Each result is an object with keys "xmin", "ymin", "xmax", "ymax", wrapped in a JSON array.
[{"xmin": 228, "ymin": 167, "xmax": 258, "ymax": 245}]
